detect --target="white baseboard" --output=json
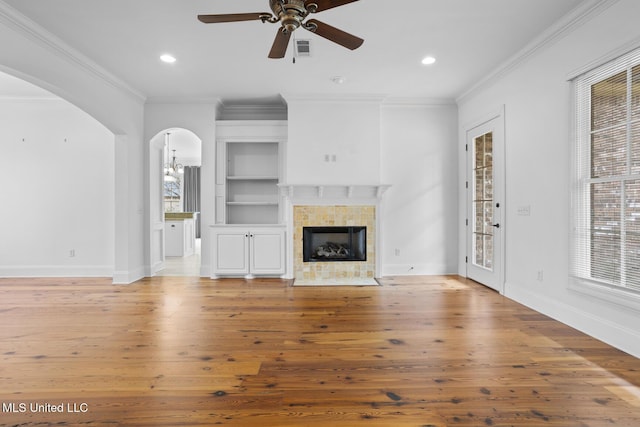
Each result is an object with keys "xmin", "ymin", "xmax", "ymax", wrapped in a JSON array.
[
  {"xmin": 504, "ymin": 281, "xmax": 640, "ymax": 359},
  {"xmin": 0, "ymin": 265, "xmax": 113, "ymax": 279},
  {"xmin": 381, "ymin": 263, "xmax": 454, "ymax": 276},
  {"xmin": 112, "ymin": 266, "xmax": 145, "ymax": 284},
  {"xmin": 199, "ymin": 264, "xmax": 211, "ymax": 278}
]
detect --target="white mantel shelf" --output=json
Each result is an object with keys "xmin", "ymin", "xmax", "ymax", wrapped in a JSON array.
[{"xmin": 278, "ymin": 184, "xmax": 391, "ymax": 202}]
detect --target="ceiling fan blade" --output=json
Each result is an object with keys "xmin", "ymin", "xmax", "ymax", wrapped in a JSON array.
[
  {"xmin": 306, "ymin": 0, "xmax": 359, "ymax": 12},
  {"xmin": 197, "ymin": 13, "xmax": 270, "ymax": 24},
  {"xmin": 269, "ymin": 28, "xmax": 292, "ymax": 59},
  {"xmin": 305, "ymin": 19, "xmax": 363, "ymax": 50}
]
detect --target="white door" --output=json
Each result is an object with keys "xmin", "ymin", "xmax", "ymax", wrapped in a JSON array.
[
  {"xmin": 466, "ymin": 111, "xmax": 504, "ymax": 292},
  {"xmin": 250, "ymin": 229, "xmax": 285, "ymax": 276}
]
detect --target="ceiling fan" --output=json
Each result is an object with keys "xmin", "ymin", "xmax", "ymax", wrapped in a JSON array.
[{"xmin": 198, "ymin": 0, "xmax": 364, "ymax": 59}]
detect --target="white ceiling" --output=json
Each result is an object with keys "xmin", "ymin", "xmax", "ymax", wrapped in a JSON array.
[{"xmin": 0, "ymin": 0, "xmax": 585, "ymax": 103}]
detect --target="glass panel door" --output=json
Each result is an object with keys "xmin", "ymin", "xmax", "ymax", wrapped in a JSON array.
[{"xmin": 473, "ymin": 132, "xmax": 494, "ymax": 271}]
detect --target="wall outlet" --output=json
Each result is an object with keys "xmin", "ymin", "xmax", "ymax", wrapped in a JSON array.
[
  {"xmin": 536, "ymin": 270, "xmax": 543, "ymax": 282},
  {"xmin": 394, "ymin": 248, "xmax": 400, "ymax": 256},
  {"xmin": 69, "ymin": 249, "xmax": 76, "ymax": 258}
]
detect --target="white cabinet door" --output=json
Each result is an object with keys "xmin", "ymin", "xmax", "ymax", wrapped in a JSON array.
[
  {"xmin": 250, "ymin": 229, "xmax": 285, "ymax": 276},
  {"xmin": 212, "ymin": 229, "xmax": 249, "ymax": 275},
  {"xmin": 211, "ymin": 226, "xmax": 286, "ymax": 278},
  {"xmin": 165, "ymin": 221, "xmax": 185, "ymax": 257}
]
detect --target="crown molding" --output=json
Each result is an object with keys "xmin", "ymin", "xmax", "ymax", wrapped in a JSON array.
[
  {"xmin": 0, "ymin": 1, "xmax": 146, "ymax": 105},
  {"xmin": 456, "ymin": 0, "xmax": 620, "ymax": 104},
  {"xmin": 567, "ymin": 34, "xmax": 640, "ymax": 81},
  {"xmin": 0, "ymin": 95, "xmax": 61, "ymax": 102},
  {"xmin": 382, "ymin": 97, "xmax": 457, "ymax": 107},
  {"xmin": 145, "ymin": 96, "xmax": 222, "ymax": 105},
  {"xmin": 282, "ymin": 93, "xmax": 387, "ymax": 104}
]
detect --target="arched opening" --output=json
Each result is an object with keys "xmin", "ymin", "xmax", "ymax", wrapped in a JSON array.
[
  {"xmin": 149, "ymin": 128, "xmax": 202, "ymax": 276},
  {"xmin": 0, "ymin": 71, "xmax": 116, "ymax": 278}
]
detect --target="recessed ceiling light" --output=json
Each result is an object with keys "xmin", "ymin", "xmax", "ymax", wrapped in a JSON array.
[
  {"xmin": 160, "ymin": 54, "xmax": 177, "ymax": 64},
  {"xmin": 421, "ymin": 56, "xmax": 437, "ymax": 65},
  {"xmin": 331, "ymin": 76, "xmax": 346, "ymax": 84}
]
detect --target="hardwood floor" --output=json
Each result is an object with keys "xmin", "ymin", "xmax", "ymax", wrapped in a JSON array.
[{"xmin": 1, "ymin": 275, "xmax": 639, "ymax": 426}]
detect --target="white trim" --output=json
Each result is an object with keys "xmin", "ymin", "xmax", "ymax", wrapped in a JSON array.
[
  {"xmin": 0, "ymin": 265, "xmax": 114, "ymax": 278},
  {"xmin": 0, "ymin": 1, "xmax": 145, "ymax": 104},
  {"xmin": 505, "ymin": 281, "xmax": 640, "ymax": 358},
  {"xmin": 112, "ymin": 266, "xmax": 145, "ymax": 285},
  {"xmin": 145, "ymin": 96, "xmax": 222, "ymax": 105},
  {"xmin": 569, "ymin": 277, "xmax": 640, "ymax": 312},
  {"xmin": 382, "ymin": 263, "xmax": 454, "ymax": 276},
  {"xmin": 381, "ymin": 97, "xmax": 457, "ymax": 107},
  {"xmin": 457, "ymin": 0, "xmax": 620, "ymax": 104},
  {"xmin": 278, "ymin": 184, "xmax": 391, "ymax": 204},
  {"xmin": 282, "ymin": 93, "xmax": 387, "ymax": 104},
  {"xmin": 567, "ymin": 35, "xmax": 640, "ymax": 81}
]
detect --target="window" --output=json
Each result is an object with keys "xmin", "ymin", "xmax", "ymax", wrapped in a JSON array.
[
  {"xmin": 571, "ymin": 47, "xmax": 640, "ymax": 301},
  {"xmin": 164, "ymin": 180, "xmax": 181, "ymax": 212}
]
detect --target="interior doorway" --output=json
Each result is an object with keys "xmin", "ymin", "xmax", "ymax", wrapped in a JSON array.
[{"xmin": 149, "ymin": 128, "xmax": 202, "ymax": 277}]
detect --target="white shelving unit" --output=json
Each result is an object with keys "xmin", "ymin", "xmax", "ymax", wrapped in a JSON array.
[
  {"xmin": 215, "ymin": 120, "xmax": 286, "ymax": 225},
  {"xmin": 225, "ymin": 142, "xmax": 279, "ymax": 224},
  {"xmin": 212, "ymin": 120, "xmax": 287, "ymax": 279}
]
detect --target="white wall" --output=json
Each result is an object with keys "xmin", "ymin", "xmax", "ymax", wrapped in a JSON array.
[
  {"xmin": 0, "ymin": 99, "xmax": 114, "ymax": 276},
  {"xmin": 0, "ymin": 4, "xmax": 146, "ymax": 283},
  {"xmin": 285, "ymin": 97, "xmax": 381, "ymax": 184},
  {"xmin": 381, "ymin": 103, "xmax": 459, "ymax": 275},
  {"xmin": 457, "ymin": 0, "xmax": 640, "ymax": 357},
  {"xmin": 285, "ymin": 95, "xmax": 459, "ymax": 276}
]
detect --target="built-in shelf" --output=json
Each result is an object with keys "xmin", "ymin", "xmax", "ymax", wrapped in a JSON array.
[{"xmin": 216, "ymin": 132, "xmax": 283, "ymax": 224}]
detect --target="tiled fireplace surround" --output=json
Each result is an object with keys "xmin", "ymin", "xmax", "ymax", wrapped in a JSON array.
[
  {"xmin": 293, "ymin": 205, "xmax": 376, "ymax": 282},
  {"xmin": 281, "ymin": 184, "xmax": 389, "ymax": 282}
]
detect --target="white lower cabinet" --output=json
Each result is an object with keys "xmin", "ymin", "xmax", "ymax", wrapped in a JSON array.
[
  {"xmin": 211, "ymin": 226, "xmax": 285, "ymax": 278},
  {"xmin": 165, "ymin": 219, "xmax": 195, "ymax": 257}
]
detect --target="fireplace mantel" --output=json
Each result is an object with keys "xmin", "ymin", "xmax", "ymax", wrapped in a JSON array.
[
  {"xmin": 279, "ymin": 184, "xmax": 389, "ymax": 280},
  {"xmin": 279, "ymin": 184, "xmax": 390, "ymax": 204}
]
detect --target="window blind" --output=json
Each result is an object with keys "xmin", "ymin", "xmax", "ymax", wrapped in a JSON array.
[{"xmin": 572, "ymin": 47, "xmax": 640, "ymax": 293}]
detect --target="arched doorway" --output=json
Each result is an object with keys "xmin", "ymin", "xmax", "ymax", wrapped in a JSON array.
[
  {"xmin": 0, "ymin": 70, "xmax": 117, "ymax": 279},
  {"xmin": 149, "ymin": 128, "xmax": 202, "ymax": 276}
]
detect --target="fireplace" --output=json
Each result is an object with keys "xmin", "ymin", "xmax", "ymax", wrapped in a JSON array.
[
  {"xmin": 303, "ymin": 226, "xmax": 367, "ymax": 262},
  {"xmin": 291, "ymin": 205, "xmax": 378, "ymax": 282}
]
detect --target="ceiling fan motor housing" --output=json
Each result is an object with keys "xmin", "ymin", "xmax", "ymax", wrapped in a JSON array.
[{"xmin": 270, "ymin": 0, "xmax": 309, "ymax": 32}]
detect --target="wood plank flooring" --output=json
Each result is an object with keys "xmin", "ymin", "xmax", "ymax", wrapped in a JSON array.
[{"xmin": 1, "ymin": 275, "xmax": 639, "ymax": 426}]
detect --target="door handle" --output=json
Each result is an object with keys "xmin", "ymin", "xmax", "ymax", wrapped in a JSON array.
[{"xmin": 492, "ymin": 223, "xmax": 500, "ymax": 228}]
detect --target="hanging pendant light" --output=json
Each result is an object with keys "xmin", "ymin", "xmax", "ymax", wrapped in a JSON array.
[{"xmin": 163, "ymin": 132, "xmax": 184, "ymax": 182}]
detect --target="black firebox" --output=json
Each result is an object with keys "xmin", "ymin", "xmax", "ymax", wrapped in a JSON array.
[{"xmin": 303, "ymin": 226, "xmax": 367, "ymax": 262}]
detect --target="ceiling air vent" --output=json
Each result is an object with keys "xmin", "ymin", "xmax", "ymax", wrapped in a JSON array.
[{"xmin": 295, "ymin": 39, "xmax": 311, "ymax": 57}]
